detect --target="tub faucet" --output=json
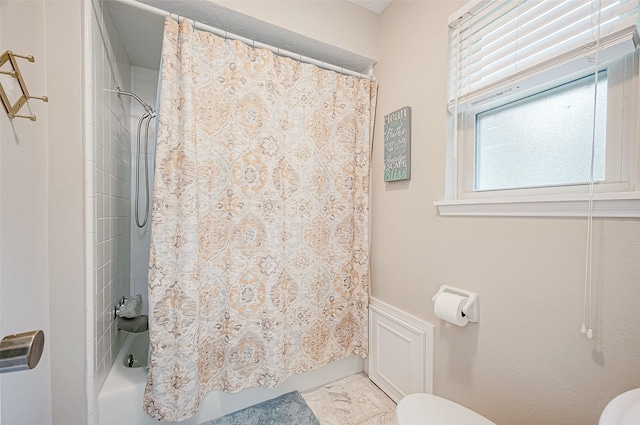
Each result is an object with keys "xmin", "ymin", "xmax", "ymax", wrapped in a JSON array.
[
  {"xmin": 117, "ymin": 315, "xmax": 148, "ymax": 333},
  {"xmin": 114, "ymin": 294, "xmax": 148, "ymax": 333}
]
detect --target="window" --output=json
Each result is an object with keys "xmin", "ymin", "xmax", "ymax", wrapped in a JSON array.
[
  {"xmin": 437, "ymin": 0, "xmax": 640, "ymax": 217},
  {"xmin": 475, "ymin": 71, "xmax": 608, "ymax": 192}
]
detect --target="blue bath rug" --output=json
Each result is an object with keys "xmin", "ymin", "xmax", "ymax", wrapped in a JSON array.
[{"xmin": 199, "ymin": 391, "xmax": 321, "ymax": 425}]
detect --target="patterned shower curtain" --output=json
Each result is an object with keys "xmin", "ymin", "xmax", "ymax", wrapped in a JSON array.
[{"xmin": 144, "ymin": 17, "xmax": 377, "ymax": 421}]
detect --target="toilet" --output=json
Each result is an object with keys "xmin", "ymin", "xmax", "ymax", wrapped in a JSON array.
[
  {"xmin": 396, "ymin": 393, "xmax": 496, "ymax": 425},
  {"xmin": 599, "ymin": 388, "xmax": 640, "ymax": 425}
]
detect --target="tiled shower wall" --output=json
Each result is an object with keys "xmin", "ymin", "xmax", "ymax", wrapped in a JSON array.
[
  {"xmin": 84, "ymin": 0, "xmax": 132, "ymax": 421},
  {"xmin": 130, "ymin": 65, "xmax": 159, "ymax": 315}
]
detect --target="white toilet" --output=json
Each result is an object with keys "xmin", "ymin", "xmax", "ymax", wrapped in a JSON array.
[
  {"xmin": 396, "ymin": 393, "xmax": 496, "ymax": 425},
  {"xmin": 599, "ymin": 388, "xmax": 640, "ymax": 425}
]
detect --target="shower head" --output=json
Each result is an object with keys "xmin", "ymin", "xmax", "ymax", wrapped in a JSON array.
[{"xmin": 113, "ymin": 88, "xmax": 155, "ymax": 116}]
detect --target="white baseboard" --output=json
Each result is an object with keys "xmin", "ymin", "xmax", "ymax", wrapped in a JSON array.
[{"xmin": 368, "ymin": 297, "xmax": 434, "ymax": 403}]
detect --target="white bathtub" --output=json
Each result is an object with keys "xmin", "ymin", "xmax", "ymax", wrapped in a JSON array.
[{"xmin": 97, "ymin": 331, "xmax": 363, "ymax": 424}]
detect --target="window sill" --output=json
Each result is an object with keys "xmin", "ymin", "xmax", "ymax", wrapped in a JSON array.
[{"xmin": 434, "ymin": 192, "xmax": 640, "ymax": 218}]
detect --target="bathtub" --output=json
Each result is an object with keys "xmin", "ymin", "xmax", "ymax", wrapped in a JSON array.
[{"xmin": 97, "ymin": 331, "xmax": 363, "ymax": 424}]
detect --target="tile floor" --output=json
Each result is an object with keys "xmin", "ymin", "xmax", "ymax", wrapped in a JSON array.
[{"xmin": 302, "ymin": 373, "xmax": 397, "ymax": 425}]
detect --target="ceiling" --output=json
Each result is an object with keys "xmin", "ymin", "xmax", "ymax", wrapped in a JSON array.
[
  {"xmin": 106, "ymin": 0, "xmax": 380, "ymax": 72},
  {"xmin": 349, "ymin": 0, "xmax": 392, "ymax": 14}
]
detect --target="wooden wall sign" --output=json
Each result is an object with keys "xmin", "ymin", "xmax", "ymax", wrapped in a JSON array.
[{"xmin": 383, "ymin": 106, "xmax": 411, "ymax": 182}]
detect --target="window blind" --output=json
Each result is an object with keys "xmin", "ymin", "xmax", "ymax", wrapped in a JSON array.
[{"xmin": 448, "ymin": 0, "xmax": 640, "ymax": 109}]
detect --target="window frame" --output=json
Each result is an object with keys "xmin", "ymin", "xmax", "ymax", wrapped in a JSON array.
[
  {"xmin": 472, "ymin": 71, "xmax": 611, "ymax": 193},
  {"xmin": 462, "ymin": 62, "xmax": 627, "ymax": 198},
  {"xmin": 436, "ymin": 50, "xmax": 640, "ymax": 218}
]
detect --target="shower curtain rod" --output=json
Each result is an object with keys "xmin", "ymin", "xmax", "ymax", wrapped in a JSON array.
[{"xmin": 114, "ymin": 0, "xmax": 376, "ymax": 80}]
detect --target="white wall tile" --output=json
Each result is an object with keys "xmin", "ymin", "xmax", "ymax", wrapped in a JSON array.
[
  {"xmin": 85, "ymin": 0, "xmax": 132, "ymax": 398},
  {"xmin": 129, "ymin": 66, "xmax": 158, "ymax": 316}
]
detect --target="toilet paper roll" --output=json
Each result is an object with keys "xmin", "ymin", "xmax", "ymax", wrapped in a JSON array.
[{"xmin": 434, "ymin": 292, "xmax": 469, "ymax": 326}]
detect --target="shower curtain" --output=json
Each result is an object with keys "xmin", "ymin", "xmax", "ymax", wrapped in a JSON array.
[{"xmin": 144, "ymin": 17, "xmax": 377, "ymax": 421}]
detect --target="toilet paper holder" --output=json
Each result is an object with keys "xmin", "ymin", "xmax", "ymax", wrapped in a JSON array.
[{"xmin": 432, "ymin": 285, "xmax": 480, "ymax": 322}]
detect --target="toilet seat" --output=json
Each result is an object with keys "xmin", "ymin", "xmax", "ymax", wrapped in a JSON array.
[{"xmin": 396, "ymin": 393, "xmax": 496, "ymax": 425}]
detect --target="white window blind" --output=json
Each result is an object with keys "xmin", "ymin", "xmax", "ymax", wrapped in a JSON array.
[{"xmin": 448, "ymin": 0, "xmax": 640, "ymax": 109}]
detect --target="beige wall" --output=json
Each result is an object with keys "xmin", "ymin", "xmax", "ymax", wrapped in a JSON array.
[
  {"xmin": 372, "ymin": 1, "xmax": 640, "ymax": 424},
  {"xmin": 214, "ymin": 0, "xmax": 379, "ymax": 62},
  {"xmin": 0, "ymin": 1, "xmax": 52, "ymax": 423},
  {"xmin": 0, "ymin": 0, "xmax": 86, "ymax": 423},
  {"xmin": 46, "ymin": 1, "xmax": 87, "ymax": 424}
]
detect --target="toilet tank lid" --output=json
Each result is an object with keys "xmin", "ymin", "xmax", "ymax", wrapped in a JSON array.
[{"xmin": 397, "ymin": 393, "xmax": 496, "ymax": 425}]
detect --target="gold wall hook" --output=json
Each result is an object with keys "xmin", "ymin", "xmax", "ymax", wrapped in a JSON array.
[
  {"xmin": 8, "ymin": 52, "xmax": 35, "ymax": 63},
  {"xmin": 13, "ymin": 114, "xmax": 36, "ymax": 121},
  {"xmin": 0, "ymin": 50, "xmax": 47, "ymax": 120},
  {"xmin": 27, "ymin": 95, "xmax": 48, "ymax": 103}
]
